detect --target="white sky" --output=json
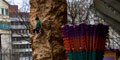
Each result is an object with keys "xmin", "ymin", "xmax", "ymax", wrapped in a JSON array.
[
  {"xmin": 6, "ymin": 0, "xmax": 30, "ymax": 12},
  {"xmin": 5, "ymin": 0, "xmax": 76, "ymax": 9},
  {"xmin": 5, "ymin": 0, "xmax": 88, "ymax": 12},
  {"xmin": 6, "ymin": 0, "xmax": 23, "ymax": 8}
]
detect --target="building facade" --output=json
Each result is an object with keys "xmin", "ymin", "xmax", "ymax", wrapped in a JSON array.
[
  {"xmin": 9, "ymin": 5, "xmax": 32, "ymax": 60},
  {"xmin": 0, "ymin": 0, "xmax": 11, "ymax": 60}
]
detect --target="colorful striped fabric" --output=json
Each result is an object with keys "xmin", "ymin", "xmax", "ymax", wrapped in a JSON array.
[{"xmin": 61, "ymin": 23, "xmax": 109, "ymax": 60}]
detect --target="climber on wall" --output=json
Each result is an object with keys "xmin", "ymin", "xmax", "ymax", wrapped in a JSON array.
[{"xmin": 33, "ymin": 16, "xmax": 41, "ymax": 34}]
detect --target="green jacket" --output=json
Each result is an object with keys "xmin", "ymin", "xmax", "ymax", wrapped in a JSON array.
[{"xmin": 36, "ymin": 20, "xmax": 41, "ymax": 27}]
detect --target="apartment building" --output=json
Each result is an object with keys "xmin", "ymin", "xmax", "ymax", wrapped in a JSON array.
[{"xmin": 9, "ymin": 5, "xmax": 32, "ymax": 60}]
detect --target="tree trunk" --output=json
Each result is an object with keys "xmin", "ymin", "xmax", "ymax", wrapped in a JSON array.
[{"xmin": 30, "ymin": 0, "xmax": 67, "ymax": 60}]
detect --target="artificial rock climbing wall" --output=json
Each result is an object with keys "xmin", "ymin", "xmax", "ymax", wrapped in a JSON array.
[{"xmin": 30, "ymin": 0, "xmax": 67, "ymax": 60}]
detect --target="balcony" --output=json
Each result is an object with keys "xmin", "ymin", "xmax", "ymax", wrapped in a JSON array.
[
  {"xmin": 13, "ymin": 49, "xmax": 32, "ymax": 53},
  {"xmin": 12, "ymin": 33, "xmax": 30, "ymax": 37},
  {"xmin": 10, "ymin": 17, "xmax": 29, "ymax": 22},
  {"xmin": 11, "ymin": 25, "xmax": 27, "ymax": 29},
  {"xmin": 12, "ymin": 40, "xmax": 31, "ymax": 45}
]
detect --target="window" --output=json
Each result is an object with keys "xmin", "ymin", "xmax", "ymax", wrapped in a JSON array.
[
  {"xmin": 1, "ymin": 8, "xmax": 4, "ymax": 15},
  {"xmin": 14, "ymin": 38, "xmax": 17, "ymax": 41},
  {"xmin": 20, "ymin": 57, "xmax": 31, "ymax": 60},
  {"xmin": 5, "ymin": 9, "xmax": 9, "ymax": 16},
  {"xmin": 19, "ymin": 30, "xmax": 21, "ymax": 34},
  {"xmin": 24, "ymin": 30, "xmax": 26, "ymax": 33},
  {"xmin": 13, "ymin": 30, "xmax": 17, "ymax": 34},
  {"xmin": 16, "ymin": 30, "xmax": 19, "ymax": 34},
  {"xmin": 21, "ymin": 30, "xmax": 24, "ymax": 33},
  {"xmin": 27, "ymin": 30, "xmax": 29, "ymax": 33},
  {"xmin": 17, "ymin": 37, "xmax": 20, "ymax": 41},
  {"xmin": 14, "ymin": 22, "xmax": 18, "ymax": 25}
]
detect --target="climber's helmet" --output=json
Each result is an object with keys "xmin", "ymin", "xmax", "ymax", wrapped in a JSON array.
[{"xmin": 35, "ymin": 17, "xmax": 39, "ymax": 21}]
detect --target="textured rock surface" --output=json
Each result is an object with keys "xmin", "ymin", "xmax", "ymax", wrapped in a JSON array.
[{"xmin": 30, "ymin": 0, "xmax": 67, "ymax": 60}]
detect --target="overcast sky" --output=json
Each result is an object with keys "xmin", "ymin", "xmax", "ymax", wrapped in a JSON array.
[
  {"xmin": 6, "ymin": 0, "xmax": 30, "ymax": 12},
  {"xmin": 5, "ymin": 0, "xmax": 86, "ymax": 12},
  {"xmin": 5, "ymin": 0, "xmax": 74, "ymax": 9}
]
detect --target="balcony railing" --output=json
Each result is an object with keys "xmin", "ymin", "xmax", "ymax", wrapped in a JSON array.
[
  {"xmin": 13, "ymin": 49, "xmax": 32, "ymax": 52},
  {"xmin": 11, "ymin": 25, "xmax": 27, "ymax": 29},
  {"xmin": 0, "ymin": 24, "xmax": 10, "ymax": 29}
]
